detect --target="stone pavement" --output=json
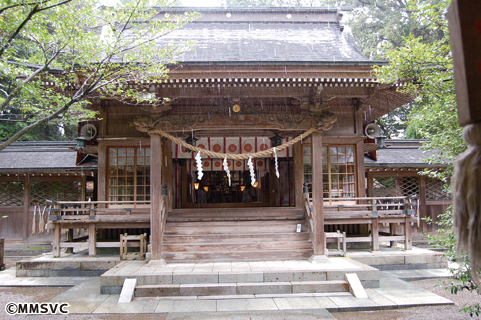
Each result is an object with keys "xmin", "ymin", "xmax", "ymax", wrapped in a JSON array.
[{"xmin": 0, "ymin": 264, "xmax": 454, "ymax": 317}]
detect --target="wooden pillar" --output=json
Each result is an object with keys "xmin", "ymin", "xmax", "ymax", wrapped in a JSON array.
[
  {"xmin": 162, "ymin": 138, "xmax": 173, "ymax": 212},
  {"xmin": 150, "ymin": 133, "xmax": 163, "ymax": 260},
  {"xmin": 356, "ymin": 140, "xmax": 366, "ymax": 198},
  {"xmin": 404, "ymin": 216, "xmax": 412, "ymax": 250},
  {"xmin": 23, "ymin": 180, "xmax": 30, "ymax": 241},
  {"xmin": 366, "ymin": 172, "xmax": 374, "ymax": 197},
  {"xmin": 181, "ymin": 163, "xmax": 187, "ymax": 208},
  {"xmin": 97, "ymin": 142, "xmax": 107, "ymax": 208},
  {"xmin": 371, "ymin": 216, "xmax": 379, "ymax": 251},
  {"xmin": 311, "ymin": 132, "xmax": 325, "ymax": 255},
  {"xmin": 293, "ymin": 142, "xmax": 304, "ymax": 209},
  {"xmin": 52, "ymin": 223, "xmax": 61, "ymax": 257},
  {"xmin": 269, "ymin": 160, "xmax": 277, "ymax": 207},
  {"xmin": 419, "ymin": 175, "xmax": 427, "ymax": 233},
  {"xmin": 88, "ymin": 223, "xmax": 96, "ymax": 257}
]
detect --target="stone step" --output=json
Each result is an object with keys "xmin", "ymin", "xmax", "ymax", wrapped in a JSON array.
[
  {"xmin": 134, "ymin": 291, "xmax": 353, "ymax": 301},
  {"xmin": 134, "ymin": 280, "xmax": 348, "ymax": 297}
]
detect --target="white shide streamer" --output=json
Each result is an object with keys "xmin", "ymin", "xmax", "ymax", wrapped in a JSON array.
[
  {"xmin": 274, "ymin": 148, "xmax": 279, "ymax": 178},
  {"xmin": 223, "ymin": 157, "xmax": 231, "ymax": 186},
  {"xmin": 247, "ymin": 157, "xmax": 256, "ymax": 186},
  {"xmin": 195, "ymin": 151, "xmax": 203, "ymax": 180}
]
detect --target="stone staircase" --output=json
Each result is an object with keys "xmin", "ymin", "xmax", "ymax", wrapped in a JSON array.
[
  {"xmin": 100, "ymin": 258, "xmax": 379, "ymax": 300},
  {"xmin": 161, "ymin": 207, "xmax": 313, "ymax": 262}
]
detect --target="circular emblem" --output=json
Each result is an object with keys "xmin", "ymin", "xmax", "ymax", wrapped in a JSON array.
[
  {"xmin": 260, "ymin": 143, "xmax": 269, "ymax": 151},
  {"xmin": 244, "ymin": 144, "xmax": 253, "ymax": 152},
  {"xmin": 214, "ymin": 161, "xmax": 221, "ymax": 167},
  {"xmin": 198, "ymin": 144, "xmax": 205, "ymax": 149},
  {"xmin": 204, "ymin": 161, "xmax": 210, "ymax": 167},
  {"xmin": 228, "ymin": 144, "xmax": 237, "ymax": 153},
  {"xmin": 213, "ymin": 144, "xmax": 222, "ymax": 152},
  {"xmin": 232, "ymin": 104, "xmax": 241, "ymax": 113},
  {"xmin": 236, "ymin": 161, "xmax": 242, "ymax": 167},
  {"xmin": 257, "ymin": 160, "xmax": 263, "ymax": 167}
]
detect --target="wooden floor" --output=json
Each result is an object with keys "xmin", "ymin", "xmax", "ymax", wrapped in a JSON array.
[{"xmin": 162, "ymin": 207, "xmax": 313, "ymax": 262}]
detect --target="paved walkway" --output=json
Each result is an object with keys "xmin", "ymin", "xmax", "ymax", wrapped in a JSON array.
[{"xmin": 0, "ymin": 264, "xmax": 454, "ymax": 316}]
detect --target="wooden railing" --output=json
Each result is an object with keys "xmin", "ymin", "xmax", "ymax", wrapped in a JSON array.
[
  {"xmin": 46, "ymin": 199, "xmax": 168, "ymax": 258},
  {"xmin": 302, "ymin": 195, "xmax": 417, "ymax": 252}
]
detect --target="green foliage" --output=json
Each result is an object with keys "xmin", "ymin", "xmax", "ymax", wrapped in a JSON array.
[
  {"xmin": 347, "ymin": 0, "xmax": 446, "ymax": 59},
  {"xmin": 375, "ymin": 0, "xmax": 464, "ymax": 180},
  {"xmin": 377, "ymin": 0, "xmax": 479, "ymax": 314},
  {"xmin": 0, "ymin": 0, "xmax": 198, "ymax": 148},
  {"xmin": 375, "ymin": 103, "xmax": 414, "ymax": 138},
  {"xmin": 226, "ymin": 0, "xmax": 341, "ymax": 6}
]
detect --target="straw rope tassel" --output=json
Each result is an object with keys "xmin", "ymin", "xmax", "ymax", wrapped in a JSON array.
[
  {"xmin": 31, "ymin": 204, "xmax": 37, "ymax": 236},
  {"xmin": 453, "ymin": 122, "xmax": 481, "ymax": 288},
  {"xmin": 39, "ymin": 205, "xmax": 46, "ymax": 234}
]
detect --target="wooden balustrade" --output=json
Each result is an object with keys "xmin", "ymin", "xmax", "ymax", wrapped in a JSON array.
[
  {"xmin": 302, "ymin": 195, "xmax": 416, "ymax": 252},
  {"xmin": 47, "ymin": 199, "xmax": 159, "ymax": 258}
]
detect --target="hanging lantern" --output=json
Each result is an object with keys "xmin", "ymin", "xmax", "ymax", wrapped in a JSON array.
[
  {"xmin": 269, "ymin": 133, "xmax": 283, "ymax": 147},
  {"xmin": 75, "ymin": 135, "xmax": 88, "ymax": 151},
  {"xmin": 185, "ymin": 134, "xmax": 198, "ymax": 153},
  {"xmin": 194, "ymin": 182, "xmax": 200, "ymax": 190}
]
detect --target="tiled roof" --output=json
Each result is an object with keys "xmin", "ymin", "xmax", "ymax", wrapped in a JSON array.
[
  {"xmin": 153, "ymin": 7, "xmax": 374, "ymax": 65},
  {"xmin": 364, "ymin": 140, "xmax": 444, "ymax": 167},
  {"xmin": 0, "ymin": 142, "xmax": 96, "ymax": 171}
]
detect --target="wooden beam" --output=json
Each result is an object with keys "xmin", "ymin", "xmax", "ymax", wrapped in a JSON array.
[
  {"xmin": 311, "ymin": 131, "xmax": 325, "ymax": 255},
  {"xmin": 150, "ymin": 133, "xmax": 163, "ymax": 260}
]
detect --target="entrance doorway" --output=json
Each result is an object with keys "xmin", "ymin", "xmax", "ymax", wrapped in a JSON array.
[{"xmin": 173, "ymin": 159, "xmax": 293, "ymax": 208}]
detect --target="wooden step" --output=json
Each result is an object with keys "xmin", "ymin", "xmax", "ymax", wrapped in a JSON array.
[
  {"xmin": 164, "ymin": 222, "xmax": 307, "ymax": 236},
  {"xmin": 161, "ymin": 208, "xmax": 313, "ymax": 262},
  {"xmin": 161, "ymin": 249, "xmax": 313, "ymax": 262},
  {"xmin": 162, "ymin": 232, "xmax": 310, "ymax": 244},
  {"xmin": 165, "ymin": 220, "xmax": 304, "ymax": 228},
  {"xmin": 168, "ymin": 208, "xmax": 303, "ymax": 221},
  {"xmin": 163, "ymin": 240, "xmax": 313, "ymax": 252}
]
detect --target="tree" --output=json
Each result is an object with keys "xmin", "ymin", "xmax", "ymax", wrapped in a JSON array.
[
  {"xmin": 0, "ymin": 0, "xmax": 197, "ymax": 150},
  {"xmin": 226, "ymin": 0, "xmax": 341, "ymax": 6},
  {"xmin": 375, "ymin": 0, "xmax": 479, "ymax": 315}
]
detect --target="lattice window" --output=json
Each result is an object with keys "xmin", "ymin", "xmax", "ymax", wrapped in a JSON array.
[
  {"xmin": 108, "ymin": 147, "xmax": 151, "ymax": 202},
  {"xmin": 426, "ymin": 178, "xmax": 451, "ymax": 200},
  {"xmin": 303, "ymin": 145, "xmax": 356, "ymax": 199},
  {"xmin": 0, "ymin": 182, "xmax": 24, "ymax": 206},
  {"xmin": 372, "ymin": 177, "xmax": 397, "ymax": 197},
  {"xmin": 31, "ymin": 181, "xmax": 81, "ymax": 205},
  {"xmin": 399, "ymin": 176, "xmax": 419, "ymax": 197},
  {"xmin": 372, "ymin": 176, "xmax": 419, "ymax": 197}
]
